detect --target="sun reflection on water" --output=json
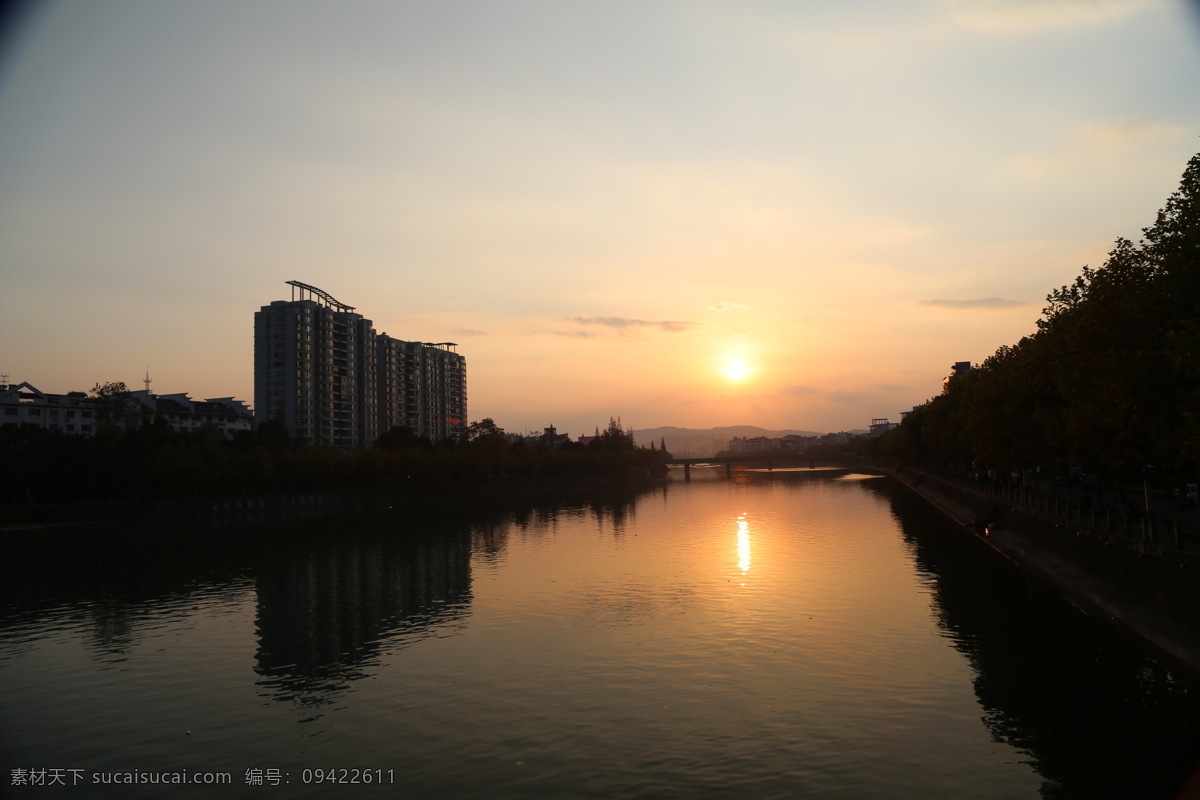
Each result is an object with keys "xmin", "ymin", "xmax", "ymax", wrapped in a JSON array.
[{"xmin": 736, "ymin": 514, "xmax": 751, "ymax": 576}]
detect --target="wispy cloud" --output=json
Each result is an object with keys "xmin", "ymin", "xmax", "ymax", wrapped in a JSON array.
[
  {"xmin": 451, "ymin": 327, "xmax": 488, "ymax": 336},
  {"xmin": 709, "ymin": 301, "xmax": 748, "ymax": 312},
  {"xmin": 1008, "ymin": 117, "xmax": 1186, "ymax": 182},
  {"xmin": 825, "ymin": 384, "xmax": 904, "ymax": 405},
  {"xmin": 778, "ymin": 384, "xmax": 818, "ymax": 396},
  {"xmin": 569, "ymin": 316, "xmax": 698, "ymax": 333},
  {"xmin": 825, "ymin": 389, "xmax": 872, "ymax": 404},
  {"xmin": 919, "ymin": 297, "xmax": 1024, "ymax": 310},
  {"xmin": 947, "ymin": 0, "xmax": 1156, "ymax": 34},
  {"xmin": 1080, "ymin": 119, "xmax": 1185, "ymax": 152}
]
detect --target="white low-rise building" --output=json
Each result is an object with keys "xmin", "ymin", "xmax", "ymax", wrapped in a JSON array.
[
  {"xmin": 0, "ymin": 381, "xmax": 97, "ymax": 434},
  {"xmin": 0, "ymin": 380, "xmax": 252, "ymax": 438},
  {"xmin": 131, "ymin": 391, "xmax": 253, "ymax": 437}
]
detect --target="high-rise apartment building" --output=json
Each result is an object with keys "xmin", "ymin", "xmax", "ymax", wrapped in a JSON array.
[
  {"xmin": 254, "ymin": 281, "xmax": 466, "ymax": 447},
  {"xmin": 375, "ymin": 336, "xmax": 467, "ymax": 442}
]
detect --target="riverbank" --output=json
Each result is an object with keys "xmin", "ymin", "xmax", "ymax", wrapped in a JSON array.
[
  {"xmin": 0, "ymin": 468, "xmax": 670, "ymax": 535},
  {"xmin": 874, "ymin": 462, "xmax": 1200, "ymax": 681}
]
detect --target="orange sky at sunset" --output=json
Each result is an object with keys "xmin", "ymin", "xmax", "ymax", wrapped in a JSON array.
[{"xmin": 2, "ymin": 1, "xmax": 1198, "ymax": 436}]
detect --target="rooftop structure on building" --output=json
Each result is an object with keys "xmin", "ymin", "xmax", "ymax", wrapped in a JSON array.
[
  {"xmin": 538, "ymin": 426, "xmax": 570, "ymax": 446},
  {"xmin": 1, "ymin": 381, "xmax": 97, "ymax": 434},
  {"xmin": 255, "ymin": 281, "xmax": 466, "ymax": 447},
  {"xmin": 131, "ymin": 390, "xmax": 253, "ymax": 437},
  {"xmin": 942, "ymin": 361, "xmax": 971, "ymax": 393},
  {"xmin": 869, "ymin": 418, "xmax": 898, "ymax": 437}
]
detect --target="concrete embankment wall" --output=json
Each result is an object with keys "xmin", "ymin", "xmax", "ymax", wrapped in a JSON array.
[{"xmin": 873, "ymin": 463, "xmax": 1200, "ymax": 682}]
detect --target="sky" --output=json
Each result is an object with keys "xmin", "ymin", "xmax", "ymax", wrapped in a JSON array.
[{"xmin": 1, "ymin": 0, "xmax": 1199, "ymax": 437}]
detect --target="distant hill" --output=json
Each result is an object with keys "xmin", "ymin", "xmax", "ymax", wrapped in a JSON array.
[{"xmin": 633, "ymin": 425, "xmax": 832, "ymax": 458}]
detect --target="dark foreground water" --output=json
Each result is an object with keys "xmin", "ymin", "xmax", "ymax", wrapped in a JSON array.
[{"xmin": 2, "ymin": 469, "xmax": 1199, "ymax": 799}]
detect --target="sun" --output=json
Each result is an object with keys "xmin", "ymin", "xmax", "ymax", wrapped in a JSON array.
[{"xmin": 723, "ymin": 358, "xmax": 751, "ymax": 382}]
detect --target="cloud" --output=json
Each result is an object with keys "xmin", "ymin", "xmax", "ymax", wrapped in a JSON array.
[
  {"xmin": 919, "ymin": 297, "xmax": 1024, "ymax": 310},
  {"xmin": 1007, "ymin": 118, "xmax": 1186, "ymax": 182},
  {"xmin": 450, "ymin": 327, "xmax": 488, "ymax": 336},
  {"xmin": 824, "ymin": 384, "xmax": 904, "ymax": 405},
  {"xmin": 709, "ymin": 301, "xmax": 748, "ymax": 312},
  {"xmin": 825, "ymin": 389, "xmax": 871, "ymax": 404},
  {"xmin": 947, "ymin": 0, "xmax": 1157, "ymax": 34},
  {"xmin": 1080, "ymin": 119, "xmax": 1186, "ymax": 152},
  {"xmin": 778, "ymin": 385, "xmax": 819, "ymax": 396},
  {"xmin": 569, "ymin": 316, "xmax": 698, "ymax": 333}
]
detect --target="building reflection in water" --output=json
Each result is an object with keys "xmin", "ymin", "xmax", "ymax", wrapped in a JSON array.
[
  {"xmin": 254, "ymin": 520, "xmax": 473, "ymax": 718},
  {"xmin": 253, "ymin": 486, "xmax": 655, "ymax": 719}
]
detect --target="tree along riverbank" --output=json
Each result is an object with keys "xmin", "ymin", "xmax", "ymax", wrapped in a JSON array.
[
  {"xmin": 0, "ymin": 463, "xmax": 672, "ymax": 535},
  {"xmin": 875, "ymin": 461, "xmax": 1200, "ymax": 682},
  {"xmin": 0, "ymin": 415, "xmax": 671, "ymax": 517},
  {"xmin": 868, "ymin": 151, "xmax": 1200, "ymax": 527}
]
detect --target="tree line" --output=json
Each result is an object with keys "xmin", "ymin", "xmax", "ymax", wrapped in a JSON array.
[
  {"xmin": 877, "ymin": 150, "xmax": 1199, "ymax": 489},
  {"xmin": 0, "ymin": 410, "xmax": 672, "ymax": 506}
]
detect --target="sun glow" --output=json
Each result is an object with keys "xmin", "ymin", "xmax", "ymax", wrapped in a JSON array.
[{"xmin": 723, "ymin": 358, "xmax": 751, "ymax": 382}]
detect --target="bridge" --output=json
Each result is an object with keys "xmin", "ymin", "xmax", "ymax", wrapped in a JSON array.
[{"xmin": 663, "ymin": 452, "xmax": 861, "ymax": 479}]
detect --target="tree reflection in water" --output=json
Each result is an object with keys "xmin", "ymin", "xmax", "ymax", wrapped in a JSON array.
[{"xmin": 870, "ymin": 479, "xmax": 1200, "ymax": 800}]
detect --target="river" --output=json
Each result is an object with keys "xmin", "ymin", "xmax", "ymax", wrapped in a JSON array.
[{"xmin": 2, "ymin": 468, "xmax": 1198, "ymax": 798}]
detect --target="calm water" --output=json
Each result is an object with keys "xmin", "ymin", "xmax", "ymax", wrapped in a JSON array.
[{"xmin": 2, "ymin": 469, "xmax": 1199, "ymax": 799}]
